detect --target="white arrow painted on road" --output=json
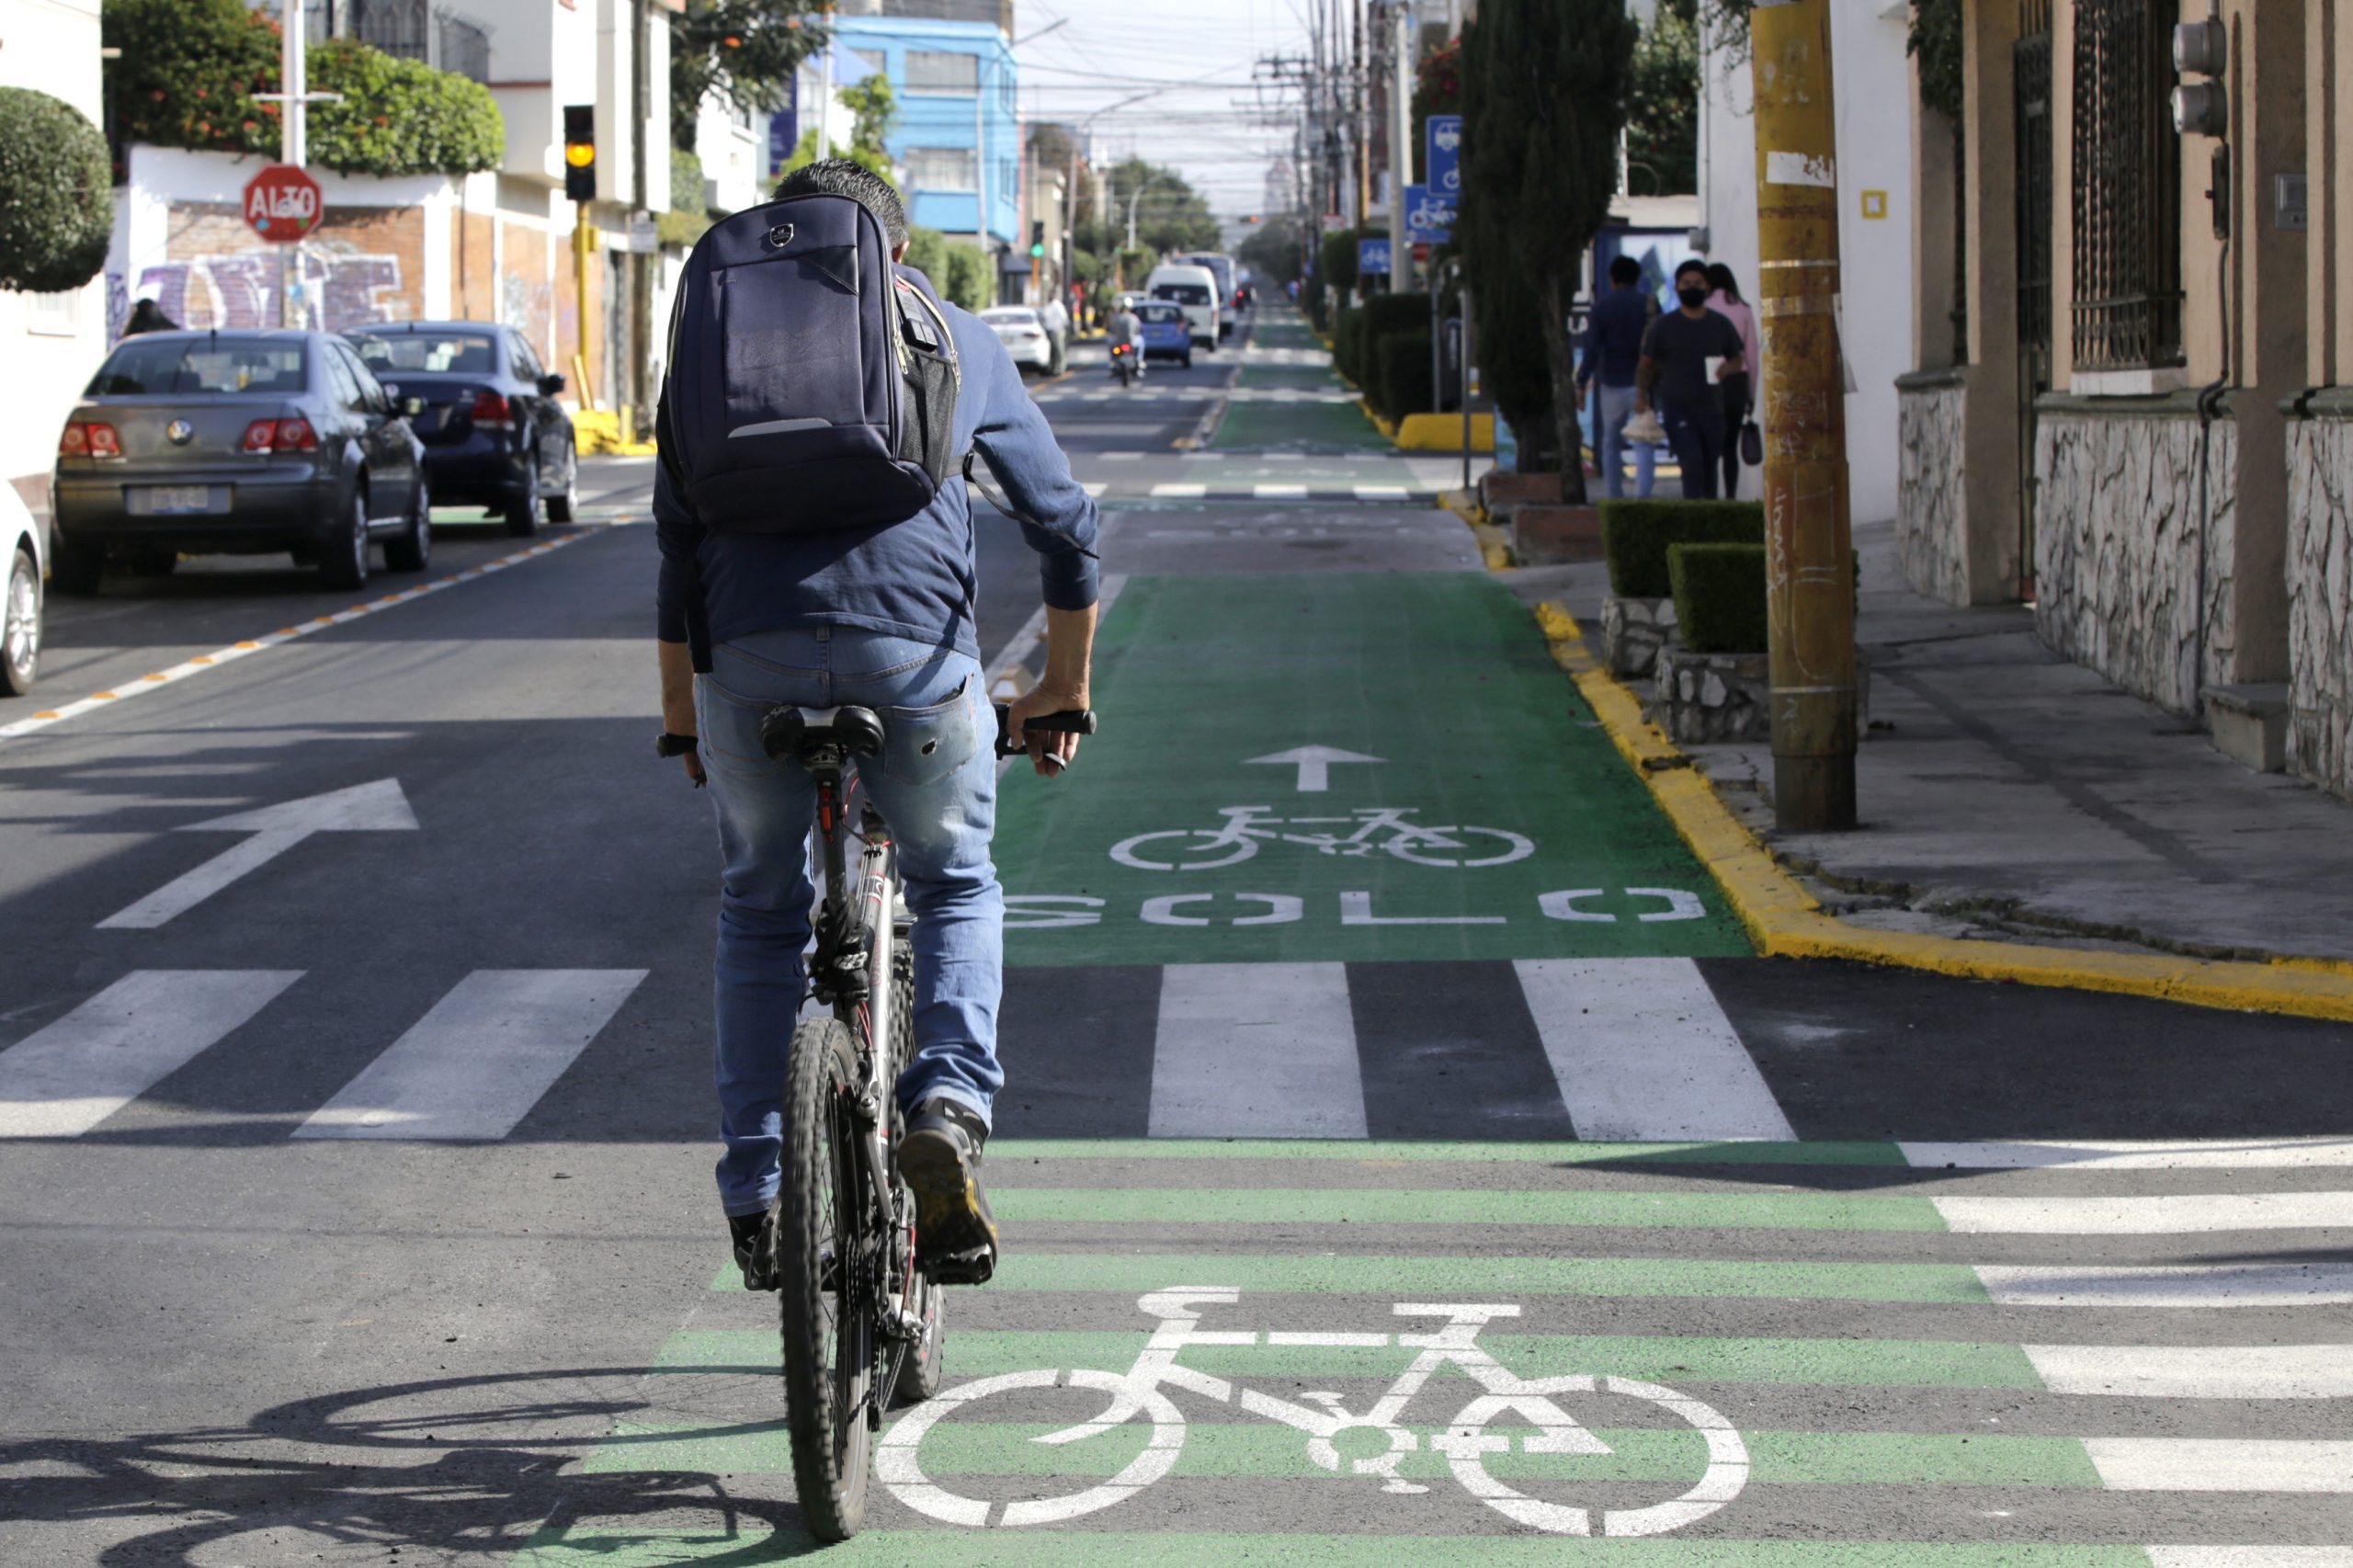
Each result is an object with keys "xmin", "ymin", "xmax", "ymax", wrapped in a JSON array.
[
  {"xmin": 97, "ymin": 779, "xmax": 419, "ymax": 930},
  {"xmin": 1244, "ymin": 745, "xmax": 1382, "ymax": 793}
]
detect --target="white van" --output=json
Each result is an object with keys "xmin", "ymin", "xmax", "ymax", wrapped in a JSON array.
[
  {"xmin": 1145, "ymin": 263, "xmax": 1220, "ymax": 349},
  {"xmin": 1178, "ymin": 253, "xmax": 1240, "ymax": 339}
]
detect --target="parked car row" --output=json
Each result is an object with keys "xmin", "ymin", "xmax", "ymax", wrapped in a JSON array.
[{"xmin": 0, "ymin": 321, "xmax": 584, "ymax": 700}]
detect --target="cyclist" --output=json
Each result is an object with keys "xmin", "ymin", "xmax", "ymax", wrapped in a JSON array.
[{"xmin": 653, "ymin": 160, "xmax": 1100, "ymax": 1290}]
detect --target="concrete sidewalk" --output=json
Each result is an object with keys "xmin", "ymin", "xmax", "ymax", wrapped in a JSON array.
[{"xmin": 1509, "ymin": 517, "xmax": 2353, "ymax": 968}]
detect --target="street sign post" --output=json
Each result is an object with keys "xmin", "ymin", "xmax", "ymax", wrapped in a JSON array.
[
  {"xmin": 1426, "ymin": 114, "xmax": 1461, "ymax": 199},
  {"xmin": 1404, "ymin": 185, "xmax": 1455, "ymax": 245},
  {"xmin": 1358, "ymin": 237, "xmax": 1392, "ymax": 277},
  {"xmin": 242, "ymin": 165, "xmax": 323, "ymax": 244}
]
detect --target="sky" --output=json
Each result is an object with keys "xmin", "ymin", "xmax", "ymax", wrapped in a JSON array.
[{"xmin": 1010, "ymin": 0, "xmax": 1325, "ymax": 218}]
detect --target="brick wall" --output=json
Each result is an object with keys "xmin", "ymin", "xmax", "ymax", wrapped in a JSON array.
[{"xmin": 137, "ymin": 205, "xmax": 426, "ymax": 331}]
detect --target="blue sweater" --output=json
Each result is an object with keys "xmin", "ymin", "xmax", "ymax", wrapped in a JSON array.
[
  {"xmin": 654, "ymin": 270, "xmax": 1101, "ymax": 669},
  {"xmin": 1577, "ymin": 286, "xmax": 1653, "ymax": 391}
]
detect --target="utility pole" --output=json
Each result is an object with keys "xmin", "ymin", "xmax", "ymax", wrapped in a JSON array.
[
  {"xmin": 1386, "ymin": 0, "xmax": 1411, "ymax": 291},
  {"xmin": 630, "ymin": 0, "xmax": 651, "ymax": 441},
  {"xmin": 1353, "ymin": 0, "xmax": 1370, "ymax": 235},
  {"xmin": 1748, "ymin": 0, "xmax": 1858, "ymax": 831}
]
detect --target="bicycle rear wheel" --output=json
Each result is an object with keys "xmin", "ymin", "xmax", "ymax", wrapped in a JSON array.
[
  {"xmin": 886, "ymin": 946, "xmax": 946, "ymax": 1405},
  {"xmin": 779, "ymin": 1014, "xmax": 879, "ymax": 1539}
]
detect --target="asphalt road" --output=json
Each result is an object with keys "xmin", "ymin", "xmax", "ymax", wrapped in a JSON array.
[{"xmin": 2, "ymin": 311, "xmax": 2349, "ymax": 1565}]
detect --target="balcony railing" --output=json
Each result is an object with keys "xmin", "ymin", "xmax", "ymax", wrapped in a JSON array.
[{"xmin": 325, "ymin": 0, "xmax": 494, "ymax": 85}]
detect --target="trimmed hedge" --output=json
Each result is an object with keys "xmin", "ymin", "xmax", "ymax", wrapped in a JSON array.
[
  {"xmin": 1332, "ymin": 303, "xmax": 1363, "ymax": 387},
  {"xmin": 0, "ymin": 87, "xmax": 112, "ymax": 293},
  {"xmin": 1668, "ymin": 542, "xmax": 1769, "ymax": 654},
  {"xmin": 1360, "ymin": 291, "xmax": 1434, "ymax": 418},
  {"xmin": 1372, "ymin": 329, "xmax": 1433, "ymax": 424},
  {"xmin": 1601, "ymin": 498, "xmax": 1764, "ymax": 598},
  {"xmin": 309, "ymin": 40, "xmax": 502, "ymax": 177}
]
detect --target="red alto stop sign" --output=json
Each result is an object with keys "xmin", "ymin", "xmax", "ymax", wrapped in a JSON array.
[{"xmin": 243, "ymin": 164, "xmax": 324, "ymax": 243}]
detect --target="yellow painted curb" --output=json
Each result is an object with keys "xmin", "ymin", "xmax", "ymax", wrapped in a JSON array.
[
  {"xmin": 1396, "ymin": 412, "xmax": 1496, "ymax": 452},
  {"xmin": 1534, "ymin": 600, "xmax": 2353, "ymax": 1023}
]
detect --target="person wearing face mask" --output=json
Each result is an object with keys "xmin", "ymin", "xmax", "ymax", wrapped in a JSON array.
[{"xmin": 1635, "ymin": 258, "xmax": 1748, "ymax": 501}]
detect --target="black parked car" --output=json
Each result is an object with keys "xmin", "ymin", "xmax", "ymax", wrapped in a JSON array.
[
  {"xmin": 51, "ymin": 329, "xmax": 430, "ymax": 595},
  {"xmin": 346, "ymin": 322, "xmax": 577, "ymax": 536}
]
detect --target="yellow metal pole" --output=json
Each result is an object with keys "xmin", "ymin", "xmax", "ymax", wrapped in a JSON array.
[
  {"xmin": 573, "ymin": 204, "xmax": 597, "ymax": 412},
  {"xmin": 1749, "ymin": 0, "xmax": 1857, "ymax": 831}
]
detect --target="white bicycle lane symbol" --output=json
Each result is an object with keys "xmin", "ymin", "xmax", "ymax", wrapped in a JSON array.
[
  {"xmin": 878, "ymin": 1290, "xmax": 1747, "ymax": 1535},
  {"xmin": 1112, "ymin": 806, "xmax": 1533, "ymax": 871}
]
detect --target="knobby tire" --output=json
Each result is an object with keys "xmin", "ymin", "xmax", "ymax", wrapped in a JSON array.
[{"xmin": 779, "ymin": 1015, "xmax": 875, "ymax": 1540}]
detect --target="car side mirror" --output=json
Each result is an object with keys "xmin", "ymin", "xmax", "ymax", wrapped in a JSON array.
[
  {"xmin": 539, "ymin": 373, "xmax": 566, "ymax": 395},
  {"xmin": 400, "ymin": 395, "xmax": 426, "ymax": 418}
]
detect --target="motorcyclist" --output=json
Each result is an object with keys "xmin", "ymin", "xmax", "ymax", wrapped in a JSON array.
[{"xmin": 1106, "ymin": 301, "xmax": 1143, "ymax": 382}]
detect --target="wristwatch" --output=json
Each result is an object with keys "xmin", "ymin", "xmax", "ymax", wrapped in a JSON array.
[{"xmin": 654, "ymin": 732, "xmax": 699, "ymax": 759}]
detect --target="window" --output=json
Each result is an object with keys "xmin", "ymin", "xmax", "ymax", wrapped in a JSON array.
[
  {"xmin": 2069, "ymin": 0, "xmax": 2182, "ymax": 371},
  {"xmin": 324, "ymin": 344, "xmax": 371, "ymax": 413},
  {"xmin": 509, "ymin": 333, "xmax": 547, "ymax": 385},
  {"xmin": 905, "ymin": 50, "xmax": 978, "ymax": 93},
  {"xmin": 905, "ymin": 147, "xmax": 977, "ymax": 192},
  {"xmin": 349, "ymin": 331, "xmax": 500, "ymax": 375},
  {"xmin": 87, "ymin": 340, "xmax": 307, "ymax": 396},
  {"xmin": 27, "ymin": 289, "xmax": 81, "ymax": 338}
]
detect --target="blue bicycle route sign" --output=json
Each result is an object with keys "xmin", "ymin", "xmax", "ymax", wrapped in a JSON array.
[
  {"xmin": 1404, "ymin": 185, "xmax": 1456, "ymax": 244},
  {"xmin": 1427, "ymin": 114, "xmax": 1461, "ymax": 197},
  {"xmin": 1358, "ymin": 237, "xmax": 1393, "ymax": 276}
]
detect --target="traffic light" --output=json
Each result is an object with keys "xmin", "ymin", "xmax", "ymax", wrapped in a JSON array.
[
  {"xmin": 1245, "ymin": 214, "xmax": 1261, "ymax": 224},
  {"xmin": 1029, "ymin": 220, "xmax": 1046, "ymax": 259},
  {"xmin": 563, "ymin": 105, "xmax": 596, "ymax": 203}
]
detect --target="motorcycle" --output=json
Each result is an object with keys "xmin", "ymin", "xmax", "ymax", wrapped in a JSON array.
[{"xmin": 1110, "ymin": 341, "xmax": 1140, "ymax": 388}]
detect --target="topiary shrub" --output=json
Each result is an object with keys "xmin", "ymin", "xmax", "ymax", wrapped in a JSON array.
[
  {"xmin": 0, "ymin": 87, "xmax": 112, "ymax": 293},
  {"xmin": 1602, "ymin": 499, "xmax": 1764, "ymax": 597},
  {"xmin": 1358, "ymin": 291, "xmax": 1432, "ymax": 413},
  {"xmin": 1332, "ymin": 303, "xmax": 1363, "ymax": 387},
  {"xmin": 1373, "ymin": 329, "xmax": 1433, "ymax": 424},
  {"xmin": 309, "ymin": 40, "xmax": 502, "ymax": 176},
  {"xmin": 1668, "ymin": 541, "xmax": 1768, "ymax": 653}
]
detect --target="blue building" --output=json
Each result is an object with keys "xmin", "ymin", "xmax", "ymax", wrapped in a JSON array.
[{"xmin": 828, "ymin": 7, "xmax": 1019, "ymax": 272}]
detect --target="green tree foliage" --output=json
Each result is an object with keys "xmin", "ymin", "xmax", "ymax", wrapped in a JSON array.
[
  {"xmin": 1410, "ymin": 40, "xmax": 1461, "ymax": 185},
  {"xmin": 1910, "ymin": 0, "xmax": 1965, "ymax": 121},
  {"xmin": 904, "ymin": 226, "xmax": 991, "ymax": 310},
  {"xmin": 1070, "ymin": 246, "xmax": 1103, "ymax": 283},
  {"xmin": 1319, "ymin": 228, "xmax": 1362, "ymax": 295},
  {"xmin": 308, "ymin": 40, "xmax": 502, "ymax": 177},
  {"xmin": 671, "ymin": 0, "xmax": 829, "ymax": 153},
  {"xmin": 101, "ymin": 0, "xmax": 498, "ymax": 178},
  {"xmin": 1459, "ymin": 0, "xmax": 1635, "ymax": 499},
  {"xmin": 1073, "ymin": 158, "xmax": 1220, "ymax": 257},
  {"xmin": 0, "ymin": 86, "xmax": 112, "ymax": 293},
  {"xmin": 1625, "ymin": 5, "xmax": 1699, "ymax": 197},
  {"xmin": 1235, "ymin": 214, "xmax": 1304, "ymax": 288},
  {"xmin": 771, "ymin": 74, "xmax": 898, "ymax": 184}
]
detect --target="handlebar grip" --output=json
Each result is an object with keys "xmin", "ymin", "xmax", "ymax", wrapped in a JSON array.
[{"xmin": 994, "ymin": 703, "xmax": 1097, "ymax": 756}]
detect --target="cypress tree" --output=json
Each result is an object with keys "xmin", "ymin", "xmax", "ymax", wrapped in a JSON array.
[{"xmin": 1459, "ymin": 0, "xmax": 1637, "ymax": 501}]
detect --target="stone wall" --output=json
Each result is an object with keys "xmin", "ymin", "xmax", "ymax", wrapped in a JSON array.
[
  {"xmin": 1896, "ymin": 377, "xmax": 1971, "ymax": 604},
  {"xmin": 2033, "ymin": 408, "xmax": 2238, "ymax": 713},
  {"xmin": 2288, "ymin": 415, "xmax": 2353, "ymax": 797}
]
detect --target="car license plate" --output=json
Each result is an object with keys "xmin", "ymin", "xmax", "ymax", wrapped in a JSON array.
[{"xmin": 138, "ymin": 485, "xmax": 216, "ymax": 515}]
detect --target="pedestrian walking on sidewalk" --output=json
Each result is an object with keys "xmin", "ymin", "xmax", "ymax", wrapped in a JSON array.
[
  {"xmin": 1636, "ymin": 258, "xmax": 1748, "ymax": 501},
  {"xmin": 1576, "ymin": 255, "xmax": 1657, "ymax": 500},
  {"xmin": 1706, "ymin": 264, "xmax": 1760, "ymax": 500}
]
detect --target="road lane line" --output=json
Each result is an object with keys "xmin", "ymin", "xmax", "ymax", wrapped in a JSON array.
[
  {"xmin": 2086, "ymin": 1438, "xmax": 2353, "ymax": 1493},
  {"xmin": 0, "ymin": 524, "xmax": 608, "ymax": 748},
  {"xmin": 1148, "ymin": 962, "xmax": 1367, "ymax": 1138},
  {"xmin": 1150, "ymin": 483, "xmax": 1209, "ymax": 498},
  {"xmin": 1254, "ymin": 483, "xmax": 1309, "ymax": 498},
  {"xmin": 2025, "ymin": 1342, "xmax": 2353, "ymax": 1398},
  {"xmin": 1514, "ymin": 959, "xmax": 1795, "ymax": 1142},
  {"xmin": 0, "ymin": 971, "xmax": 302, "ymax": 1138},
  {"xmin": 1974, "ymin": 1262, "xmax": 2353, "ymax": 1307},
  {"xmin": 1904, "ymin": 1138, "xmax": 2353, "ymax": 1169},
  {"xmin": 2148, "ymin": 1551, "xmax": 2353, "ymax": 1566},
  {"xmin": 294, "ymin": 969, "xmax": 645, "ymax": 1141},
  {"xmin": 1935, "ymin": 1190, "xmax": 2353, "ymax": 1233},
  {"xmin": 1354, "ymin": 484, "xmax": 1410, "ymax": 499}
]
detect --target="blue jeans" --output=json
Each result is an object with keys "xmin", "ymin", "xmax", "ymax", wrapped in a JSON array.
[
  {"xmin": 696, "ymin": 627, "xmax": 1005, "ymax": 1218},
  {"xmin": 1596, "ymin": 381, "xmax": 1656, "ymax": 500}
]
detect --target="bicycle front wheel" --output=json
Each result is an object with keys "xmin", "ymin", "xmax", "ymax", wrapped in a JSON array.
[{"xmin": 779, "ymin": 1014, "xmax": 881, "ymax": 1540}]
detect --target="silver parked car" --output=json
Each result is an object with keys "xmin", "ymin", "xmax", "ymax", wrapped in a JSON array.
[{"xmin": 1, "ymin": 484, "xmax": 42, "ymax": 698}]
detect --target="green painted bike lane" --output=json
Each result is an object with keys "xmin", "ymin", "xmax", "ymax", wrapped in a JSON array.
[{"xmin": 989, "ymin": 569, "xmax": 1751, "ymax": 965}]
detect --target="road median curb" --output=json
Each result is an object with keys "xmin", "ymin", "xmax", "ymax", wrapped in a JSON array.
[{"xmin": 1532, "ymin": 600, "xmax": 2353, "ymax": 1023}]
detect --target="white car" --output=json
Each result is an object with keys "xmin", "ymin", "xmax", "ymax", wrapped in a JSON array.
[
  {"xmin": 979, "ymin": 307, "xmax": 1055, "ymax": 374},
  {"xmin": 2, "ymin": 484, "xmax": 44, "ymax": 698}
]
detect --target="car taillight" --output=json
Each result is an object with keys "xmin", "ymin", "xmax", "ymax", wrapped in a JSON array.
[
  {"xmin": 241, "ymin": 417, "xmax": 319, "ymax": 453},
  {"xmin": 60, "ymin": 420, "xmax": 119, "ymax": 458},
  {"xmin": 469, "ymin": 390, "xmax": 513, "ymax": 429}
]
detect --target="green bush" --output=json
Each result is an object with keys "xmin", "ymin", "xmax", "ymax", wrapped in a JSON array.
[
  {"xmin": 309, "ymin": 40, "xmax": 502, "ymax": 176},
  {"xmin": 1331, "ymin": 303, "xmax": 1363, "ymax": 387},
  {"xmin": 0, "ymin": 87, "xmax": 112, "ymax": 293},
  {"xmin": 1358, "ymin": 290, "xmax": 1432, "ymax": 413},
  {"xmin": 1319, "ymin": 229, "xmax": 1360, "ymax": 294},
  {"xmin": 1372, "ymin": 329, "xmax": 1433, "ymax": 424},
  {"xmin": 904, "ymin": 226, "xmax": 992, "ymax": 310},
  {"xmin": 1601, "ymin": 499, "xmax": 1764, "ymax": 597},
  {"xmin": 1668, "ymin": 542, "xmax": 1769, "ymax": 653}
]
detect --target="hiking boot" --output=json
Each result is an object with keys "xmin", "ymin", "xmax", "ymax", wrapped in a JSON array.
[
  {"xmin": 728, "ymin": 1208, "xmax": 779, "ymax": 1292},
  {"xmin": 898, "ymin": 1099, "xmax": 998, "ymax": 1285}
]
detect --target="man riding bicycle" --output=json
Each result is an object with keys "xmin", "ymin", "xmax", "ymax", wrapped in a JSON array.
[{"xmin": 653, "ymin": 160, "xmax": 1100, "ymax": 1291}]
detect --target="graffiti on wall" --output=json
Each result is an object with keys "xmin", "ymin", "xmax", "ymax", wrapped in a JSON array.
[
  {"xmin": 502, "ymin": 268, "xmax": 553, "ymax": 366},
  {"xmin": 119, "ymin": 247, "xmax": 407, "ymax": 339}
]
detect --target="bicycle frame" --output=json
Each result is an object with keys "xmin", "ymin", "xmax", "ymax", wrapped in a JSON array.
[{"xmin": 807, "ymin": 765, "xmax": 904, "ymax": 1233}]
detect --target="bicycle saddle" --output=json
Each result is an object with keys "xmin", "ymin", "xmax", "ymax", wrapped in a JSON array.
[{"xmin": 758, "ymin": 704, "xmax": 886, "ymax": 765}]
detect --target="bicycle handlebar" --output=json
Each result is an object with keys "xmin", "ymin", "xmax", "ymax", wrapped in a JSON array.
[{"xmin": 994, "ymin": 703, "xmax": 1097, "ymax": 757}]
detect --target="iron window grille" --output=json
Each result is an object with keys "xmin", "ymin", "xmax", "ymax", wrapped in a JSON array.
[
  {"xmin": 2069, "ymin": 0, "xmax": 2184, "ymax": 371},
  {"xmin": 905, "ymin": 50, "xmax": 980, "ymax": 93}
]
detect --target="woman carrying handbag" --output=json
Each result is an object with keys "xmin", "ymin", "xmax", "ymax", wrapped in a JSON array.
[{"xmin": 1707, "ymin": 264, "xmax": 1762, "ymax": 499}]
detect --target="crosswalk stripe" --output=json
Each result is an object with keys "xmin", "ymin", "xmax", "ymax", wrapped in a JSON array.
[
  {"xmin": 1935, "ymin": 1190, "xmax": 2353, "ymax": 1232},
  {"xmin": 293, "ymin": 969, "xmax": 645, "ymax": 1141},
  {"xmin": 1149, "ymin": 962, "xmax": 1366, "ymax": 1138},
  {"xmin": 2024, "ymin": 1343, "xmax": 2353, "ymax": 1399},
  {"xmin": 2084, "ymin": 1438, "xmax": 2353, "ymax": 1493},
  {"xmin": 1974, "ymin": 1262, "xmax": 2353, "ymax": 1307},
  {"xmin": 1150, "ymin": 482, "xmax": 1209, "ymax": 498},
  {"xmin": 1253, "ymin": 483, "xmax": 1309, "ymax": 497},
  {"xmin": 1355, "ymin": 483, "xmax": 1409, "ymax": 498},
  {"xmin": 1513, "ymin": 959, "xmax": 1795, "ymax": 1142},
  {"xmin": 1904, "ymin": 1138, "xmax": 2353, "ymax": 1169},
  {"xmin": 0, "ymin": 970, "xmax": 301, "ymax": 1138}
]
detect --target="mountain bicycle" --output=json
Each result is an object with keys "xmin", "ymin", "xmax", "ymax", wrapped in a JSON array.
[{"xmin": 757, "ymin": 697, "xmax": 1095, "ymax": 1540}]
